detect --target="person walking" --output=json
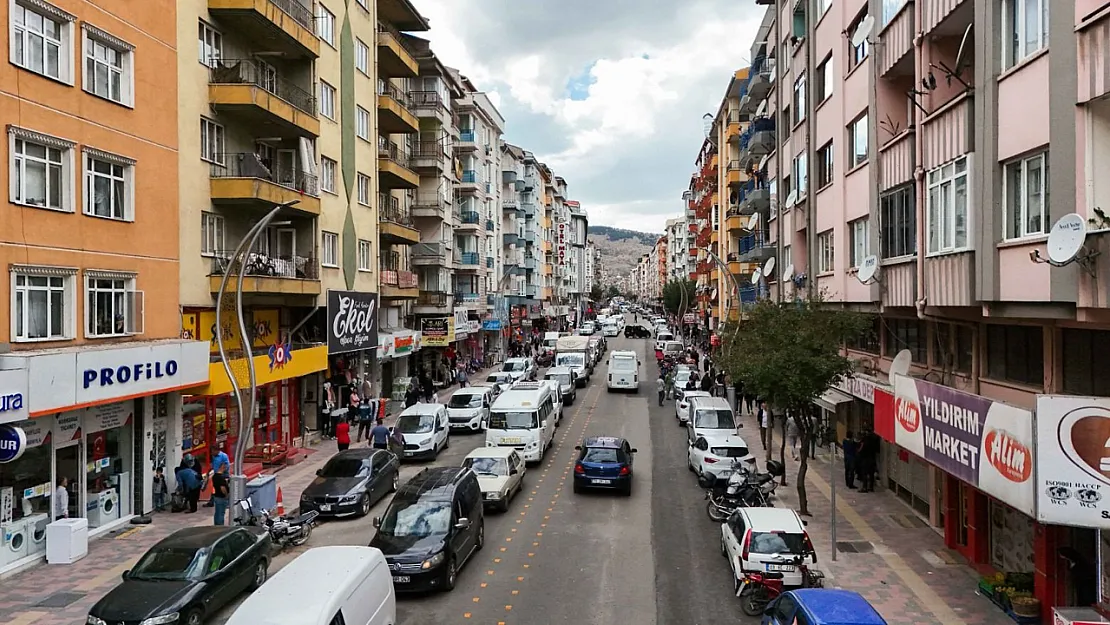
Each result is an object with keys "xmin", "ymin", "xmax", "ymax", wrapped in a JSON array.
[
  {"xmin": 841, "ymin": 431, "xmax": 859, "ymax": 489},
  {"xmin": 456, "ymin": 366, "xmax": 469, "ymax": 388},
  {"xmin": 657, "ymin": 373, "xmax": 666, "ymax": 406},
  {"xmin": 335, "ymin": 417, "xmax": 351, "ymax": 452},
  {"xmin": 357, "ymin": 397, "xmax": 374, "ymax": 443},
  {"xmin": 757, "ymin": 401, "xmax": 771, "ymax": 449},
  {"xmin": 53, "ymin": 476, "xmax": 70, "ymax": 520},
  {"xmin": 405, "ymin": 384, "xmax": 420, "ymax": 408},
  {"xmin": 211, "ymin": 466, "xmax": 230, "ymax": 525},
  {"xmin": 204, "ymin": 444, "xmax": 230, "ymax": 508},
  {"xmin": 370, "ymin": 419, "xmax": 391, "ymax": 450},
  {"xmin": 785, "ymin": 415, "xmax": 801, "ymax": 460}
]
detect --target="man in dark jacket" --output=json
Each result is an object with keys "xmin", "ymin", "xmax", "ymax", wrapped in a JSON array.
[
  {"xmin": 841, "ymin": 432, "xmax": 859, "ymax": 489},
  {"xmin": 856, "ymin": 427, "xmax": 880, "ymax": 492}
]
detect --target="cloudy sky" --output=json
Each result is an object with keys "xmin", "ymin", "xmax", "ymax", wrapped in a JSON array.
[{"xmin": 415, "ymin": 0, "xmax": 763, "ymax": 234}]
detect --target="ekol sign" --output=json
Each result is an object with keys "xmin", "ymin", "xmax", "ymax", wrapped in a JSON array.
[{"xmin": 327, "ymin": 290, "xmax": 379, "ymax": 355}]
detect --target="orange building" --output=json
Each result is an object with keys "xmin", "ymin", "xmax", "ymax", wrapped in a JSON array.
[{"xmin": 0, "ymin": 0, "xmax": 210, "ymax": 560}]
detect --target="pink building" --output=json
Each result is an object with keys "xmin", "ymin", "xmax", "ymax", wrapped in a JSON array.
[{"xmin": 734, "ymin": 0, "xmax": 1110, "ymax": 619}]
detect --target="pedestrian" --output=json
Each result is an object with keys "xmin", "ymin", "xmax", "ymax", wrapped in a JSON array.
[
  {"xmin": 211, "ymin": 465, "xmax": 230, "ymax": 525},
  {"xmin": 656, "ymin": 373, "xmax": 666, "ymax": 406},
  {"xmin": 405, "ymin": 384, "xmax": 420, "ymax": 408},
  {"xmin": 757, "ymin": 401, "xmax": 771, "ymax": 449},
  {"xmin": 357, "ymin": 395, "xmax": 374, "ymax": 443},
  {"xmin": 175, "ymin": 456, "xmax": 202, "ymax": 513},
  {"xmin": 370, "ymin": 418, "xmax": 391, "ymax": 450},
  {"xmin": 857, "ymin": 427, "xmax": 880, "ymax": 492},
  {"xmin": 335, "ymin": 417, "xmax": 351, "ymax": 452},
  {"xmin": 53, "ymin": 476, "xmax": 70, "ymax": 520},
  {"xmin": 457, "ymin": 366, "xmax": 469, "ymax": 388},
  {"xmin": 842, "ymin": 431, "xmax": 859, "ymax": 489},
  {"xmin": 389, "ymin": 421, "xmax": 407, "ymax": 456},
  {"xmin": 703, "ymin": 355, "xmax": 711, "ymax": 373},
  {"xmin": 204, "ymin": 444, "xmax": 230, "ymax": 508},
  {"xmin": 152, "ymin": 467, "xmax": 168, "ymax": 512},
  {"xmin": 733, "ymin": 380, "xmax": 744, "ymax": 414},
  {"xmin": 786, "ymin": 415, "xmax": 801, "ymax": 460}
]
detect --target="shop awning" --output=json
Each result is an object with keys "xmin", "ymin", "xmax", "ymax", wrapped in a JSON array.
[{"xmin": 814, "ymin": 388, "xmax": 853, "ymax": 412}]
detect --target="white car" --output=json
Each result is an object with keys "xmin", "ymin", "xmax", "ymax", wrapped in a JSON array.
[
  {"xmin": 446, "ymin": 386, "xmax": 495, "ymax": 431},
  {"xmin": 601, "ymin": 324, "xmax": 619, "ymax": 337},
  {"xmin": 484, "ymin": 372, "xmax": 515, "ymax": 394},
  {"xmin": 462, "ymin": 447, "xmax": 526, "ymax": 512},
  {"xmin": 675, "ymin": 390, "xmax": 711, "ymax": 424},
  {"xmin": 501, "ymin": 357, "xmax": 536, "ymax": 382},
  {"xmin": 578, "ymin": 323, "xmax": 596, "ymax": 336},
  {"xmin": 721, "ymin": 507, "xmax": 816, "ymax": 590},
  {"xmin": 688, "ymin": 431, "xmax": 755, "ymax": 479},
  {"xmin": 393, "ymin": 403, "xmax": 449, "ymax": 460},
  {"xmin": 671, "ymin": 369, "xmax": 698, "ymax": 398}
]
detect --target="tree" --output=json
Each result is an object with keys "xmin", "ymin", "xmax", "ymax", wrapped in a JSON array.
[
  {"xmin": 662, "ymin": 279, "xmax": 696, "ymax": 315},
  {"xmin": 606, "ymin": 285, "xmax": 620, "ymax": 298},
  {"xmin": 718, "ymin": 296, "xmax": 868, "ymax": 516},
  {"xmin": 589, "ymin": 283, "xmax": 605, "ymax": 302}
]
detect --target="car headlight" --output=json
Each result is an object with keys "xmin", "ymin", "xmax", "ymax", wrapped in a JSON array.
[
  {"xmin": 340, "ymin": 494, "xmax": 360, "ymax": 503},
  {"xmin": 86, "ymin": 617, "xmax": 108, "ymax": 625},
  {"xmin": 421, "ymin": 552, "xmax": 446, "ymax": 570},
  {"xmin": 139, "ymin": 614, "xmax": 180, "ymax": 625},
  {"xmin": 486, "ymin": 491, "xmax": 502, "ymax": 500}
]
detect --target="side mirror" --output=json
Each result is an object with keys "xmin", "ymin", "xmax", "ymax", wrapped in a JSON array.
[
  {"xmin": 455, "ymin": 517, "xmax": 471, "ymax": 530},
  {"xmin": 630, "ymin": 448, "xmax": 638, "ymax": 453},
  {"xmin": 121, "ymin": 570, "xmax": 130, "ymax": 580},
  {"xmin": 316, "ymin": 469, "xmax": 323, "ymax": 476},
  {"xmin": 574, "ymin": 445, "xmax": 582, "ymax": 450},
  {"xmin": 373, "ymin": 516, "xmax": 382, "ymax": 529},
  {"xmin": 510, "ymin": 467, "xmax": 519, "ymax": 475}
]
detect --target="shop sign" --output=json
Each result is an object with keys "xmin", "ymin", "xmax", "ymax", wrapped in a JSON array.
[
  {"xmin": 0, "ymin": 369, "xmax": 29, "ymax": 425},
  {"xmin": 378, "ymin": 334, "xmax": 395, "ymax": 360},
  {"xmin": 394, "ymin": 334, "xmax": 414, "ymax": 355},
  {"xmin": 11, "ymin": 415, "xmax": 52, "ymax": 447},
  {"xmin": 833, "ymin": 375, "xmax": 887, "ymax": 404},
  {"xmin": 327, "ymin": 290, "xmax": 379, "ymax": 355},
  {"xmin": 54, "ymin": 410, "xmax": 82, "ymax": 442},
  {"xmin": 62, "ymin": 342, "xmax": 211, "ymax": 411},
  {"xmin": 467, "ymin": 320, "xmax": 480, "ymax": 333},
  {"xmin": 893, "ymin": 376, "xmax": 1035, "ymax": 515},
  {"xmin": 453, "ymin": 309, "xmax": 469, "ymax": 337},
  {"xmin": 182, "ymin": 309, "xmax": 280, "ymax": 353},
  {"xmin": 1032, "ymin": 395, "xmax": 1110, "ymax": 529},
  {"xmin": 421, "ymin": 318, "xmax": 453, "ymax": 347},
  {"xmin": 0, "ymin": 423, "xmax": 27, "ymax": 463},
  {"xmin": 482, "ymin": 319, "xmax": 502, "ymax": 331},
  {"xmin": 85, "ymin": 401, "xmax": 133, "ymax": 433}
]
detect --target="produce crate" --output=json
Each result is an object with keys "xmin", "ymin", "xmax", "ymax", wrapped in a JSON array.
[{"xmin": 978, "ymin": 579, "xmax": 997, "ymax": 599}]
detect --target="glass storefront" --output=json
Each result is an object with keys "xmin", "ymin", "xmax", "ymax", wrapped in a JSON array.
[{"xmin": 184, "ymin": 380, "xmax": 302, "ymax": 472}]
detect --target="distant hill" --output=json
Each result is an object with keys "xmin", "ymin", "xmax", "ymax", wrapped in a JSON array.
[
  {"xmin": 587, "ymin": 226, "xmax": 660, "ymax": 286},
  {"xmin": 588, "ymin": 225, "xmax": 659, "ymax": 247}
]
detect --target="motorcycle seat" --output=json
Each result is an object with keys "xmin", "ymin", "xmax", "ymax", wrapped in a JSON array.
[
  {"xmin": 751, "ymin": 473, "xmax": 775, "ymax": 485},
  {"xmin": 760, "ymin": 572, "xmax": 785, "ymax": 580}
]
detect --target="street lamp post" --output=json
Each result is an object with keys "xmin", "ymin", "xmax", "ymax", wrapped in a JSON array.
[{"xmin": 214, "ymin": 200, "xmax": 299, "ymax": 520}]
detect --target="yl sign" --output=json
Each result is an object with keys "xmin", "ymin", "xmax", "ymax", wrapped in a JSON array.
[{"xmin": 327, "ymin": 290, "xmax": 379, "ymax": 355}]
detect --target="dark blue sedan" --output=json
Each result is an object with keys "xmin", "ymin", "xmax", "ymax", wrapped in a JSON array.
[{"xmin": 572, "ymin": 436, "xmax": 637, "ymax": 496}]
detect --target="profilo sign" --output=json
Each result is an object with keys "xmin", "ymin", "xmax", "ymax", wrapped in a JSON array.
[{"xmin": 327, "ymin": 290, "xmax": 379, "ymax": 355}]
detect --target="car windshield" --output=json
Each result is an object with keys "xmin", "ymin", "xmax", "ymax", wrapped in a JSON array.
[
  {"xmin": 610, "ymin": 357, "xmax": 637, "ymax": 372},
  {"xmin": 449, "ymin": 394, "xmax": 483, "ymax": 408},
  {"xmin": 396, "ymin": 414, "xmax": 435, "ymax": 434},
  {"xmin": 674, "ymin": 371, "xmax": 692, "ymax": 384},
  {"xmin": 378, "ymin": 500, "xmax": 452, "ymax": 538},
  {"xmin": 488, "ymin": 411, "xmax": 539, "ymax": 430},
  {"xmin": 711, "ymin": 446, "xmax": 749, "ymax": 458},
  {"xmin": 582, "ymin": 447, "xmax": 620, "ymax": 463},
  {"xmin": 463, "ymin": 457, "xmax": 509, "ymax": 476},
  {"xmin": 556, "ymin": 354, "xmax": 584, "ymax": 367},
  {"xmin": 749, "ymin": 532, "xmax": 808, "ymax": 555},
  {"xmin": 319, "ymin": 457, "xmax": 371, "ymax": 478},
  {"xmin": 695, "ymin": 409, "xmax": 737, "ymax": 429},
  {"xmin": 543, "ymin": 338, "xmax": 558, "ymax": 348},
  {"xmin": 129, "ymin": 546, "xmax": 208, "ymax": 581},
  {"xmin": 487, "ymin": 374, "xmax": 509, "ymax": 384},
  {"xmin": 546, "ymin": 373, "xmax": 572, "ymax": 385},
  {"xmin": 503, "ymin": 361, "xmax": 527, "ymax": 372}
]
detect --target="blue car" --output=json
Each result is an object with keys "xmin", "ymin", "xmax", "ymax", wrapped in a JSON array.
[
  {"xmin": 572, "ymin": 436, "xmax": 637, "ymax": 495},
  {"xmin": 762, "ymin": 589, "xmax": 887, "ymax": 625}
]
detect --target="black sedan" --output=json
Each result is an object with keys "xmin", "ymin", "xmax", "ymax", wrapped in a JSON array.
[
  {"xmin": 299, "ymin": 448, "xmax": 400, "ymax": 517},
  {"xmin": 87, "ymin": 526, "xmax": 270, "ymax": 625}
]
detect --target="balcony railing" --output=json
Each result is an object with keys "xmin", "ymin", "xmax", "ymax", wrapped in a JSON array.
[
  {"xmin": 459, "ymin": 130, "xmax": 475, "ymax": 142},
  {"xmin": 209, "ymin": 58, "xmax": 316, "ymax": 116},
  {"xmin": 417, "ymin": 291, "xmax": 448, "ymax": 306},
  {"xmin": 379, "ymin": 194, "xmax": 413, "ymax": 226},
  {"xmin": 409, "ymin": 90, "xmax": 446, "ymax": 110},
  {"xmin": 485, "ymin": 219, "xmax": 495, "ymax": 231},
  {"xmin": 378, "ymin": 80, "xmax": 411, "ymax": 107},
  {"xmin": 462, "ymin": 170, "xmax": 478, "ymax": 183},
  {"xmin": 486, "ymin": 256, "xmax": 494, "ymax": 268},
  {"xmin": 376, "ymin": 21, "xmax": 418, "ymax": 56},
  {"xmin": 455, "ymin": 291, "xmax": 480, "ymax": 303},
  {"xmin": 412, "ymin": 140, "xmax": 447, "ymax": 160},
  {"xmin": 460, "ymin": 210, "xmax": 480, "ymax": 224},
  {"xmin": 269, "ymin": 0, "xmax": 314, "ymax": 31},
  {"xmin": 210, "ymin": 251, "xmax": 319, "ymax": 280},
  {"xmin": 381, "ymin": 270, "xmax": 418, "ymax": 288},
  {"xmin": 210, "ymin": 153, "xmax": 319, "ymax": 196},
  {"xmin": 378, "ymin": 138, "xmax": 412, "ymax": 168},
  {"xmin": 459, "ymin": 252, "xmax": 480, "ymax": 266}
]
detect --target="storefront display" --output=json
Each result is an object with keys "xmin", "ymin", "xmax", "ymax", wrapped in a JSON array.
[{"xmin": 83, "ymin": 402, "xmax": 135, "ymax": 529}]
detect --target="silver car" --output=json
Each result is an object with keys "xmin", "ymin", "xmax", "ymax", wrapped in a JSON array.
[{"xmin": 544, "ymin": 367, "xmax": 578, "ymax": 405}]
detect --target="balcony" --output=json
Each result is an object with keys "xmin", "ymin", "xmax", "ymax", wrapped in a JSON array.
[
  {"xmin": 739, "ymin": 55, "xmax": 773, "ymax": 114},
  {"xmin": 502, "ymin": 197, "xmax": 520, "ymax": 213},
  {"xmin": 380, "ymin": 269, "xmax": 419, "ymax": 299},
  {"xmin": 209, "ymin": 153, "xmax": 320, "ymax": 215},
  {"xmin": 411, "ymin": 140, "xmax": 449, "ymax": 173},
  {"xmin": 879, "ymin": 3, "xmax": 914, "ymax": 77},
  {"xmin": 485, "ymin": 219, "xmax": 495, "ymax": 232},
  {"xmin": 207, "ymin": 0, "xmax": 318, "ymax": 59},
  {"xmin": 525, "ymin": 258, "xmax": 537, "ymax": 271},
  {"xmin": 377, "ymin": 139, "xmax": 419, "ymax": 189},
  {"xmin": 457, "ymin": 252, "xmax": 480, "ymax": 269},
  {"xmin": 738, "ymin": 179, "xmax": 770, "ymax": 216},
  {"xmin": 412, "ymin": 191, "xmax": 450, "ymax": 219},
  {"xmin": 727, "ymin": 116, "xmax": 741, "ymax": 141},
  {"xmin": 520, "ymin": 202, "xmax": 536, "ymax": 217},
  {"xmin": 412, "ymin": 242, "xmax": 449, "ymax": 266},
  {"xmin": 726, "ymin": 160, "xmax": 743, "ymax": 186},
  {"xmin": 416, "ymin": 290, "xmax": 449, "ymax": 308},
  {"xmin": 376, "ymin": 22, "xmax": 418, "ymax": 78},
  {"xmin": 459, "ymin": 170, "xmax": 479, "ymax": 192},
  {"xmin": 458, "ymin": 210, "xmax": 481, "ymax": 232},
  {"xmin": 725, "ymin": 209, "xmax": 745, "ymax": 232},
  {"xmin": 486, "ymin": 256, "xmax": 494, "ymax": 268},
  {"xmin": 503, "ymin": 232, "xmax": 520, "ymax": 246},
  {"xmin": 925, "ymin": 251, "xmax": 975, "ymax": 307},
  {"xmin": 379, "ymin": 196, "xmax": 419, "ymax": 244},
  {"xmin": 208, "ymin": 251, "xmax": 320, "ymax": 295},
  {"xmin": 503, "ymin": 170, "xmax": 518, "ymax": 184},
  {"xmin": 377, "ymin": 82, "xmax": 419, "ymax": 134},
  {"xmin": 881, "ymin": 258, "xmax": 917, "ymax": 308},
  {"xmin": 455, "ymin": 291, "xmax": 481, "ymax": 304},
  {"xmin": 922, "ymin": 0, "xmax": 970, "ymax": 39},
  {"xmin": 740, "ymin": 118, "xmax": 776, "ymax": 166},
  {"xmin": 921, "ymin": 92, "xmax": 971, "ymax": 170},
  {"xmin": 879, "ymin": 129, "xmax": 916, "ymax": 191},
  {"xmin": 457, "ymin": 130, "xmax": 477, "ymax": 151},
  {"xmin": 738, "ymin": 232, "xmax": 775, "ymax": 264},
  {"xmin": 209, "ymin": 59, "xmax": 319, "ymax": 138}
]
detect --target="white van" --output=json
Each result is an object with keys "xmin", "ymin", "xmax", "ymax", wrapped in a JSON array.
[
  {"xmin": 511, "ymin": 380, "xmax": 563, "ymax": 426},
  {"xmin": 486, "ymin": 385, "xmax": 557, "ymax": 463},
  {"xmin": 607, "ymin": 350, "xmax": 640, "ymax": 392},
  {"xmin": 446, "ymin": 386, "xmax": 495, "ymax": 431},
  {"xmin": 394, "ymin": 403, "xmax": 450, "ymax": 460},
  {"xmin": 225, "ymin": 546, "xmax": 394, "ymax": 625}
]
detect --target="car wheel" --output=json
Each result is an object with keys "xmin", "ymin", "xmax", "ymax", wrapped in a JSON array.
[
  {"xmin": 390, "ymin": 472, "xmax": 399, "ymax": 493},
  {"xmin": 444, "ymin": 435, "xmax": 450, "ymax": 450},
  {"xmin": 622, "ymin": 482, "xmax": 632, "ymax": 497},
  {"xmin": 500, "ymin": 497, "xmax": 510, "ymax": 513},
  {"xmin": 358, "ymin": 493, "xmax": 372, "ymax": 517},
  {"xmin": 443, "ymin": 557, "xmax": 458, "ymax": 591},
  {"xmin": 573, "ymin": 482, "xmax": 582, "ymax": 494},
  {"xmin": 250, "ymin": 560, "xmax": 268, "ymax": 589},
  {"xmin": 184, "ymin": 609, "xmax": 203, "ymax": 625},
  {"xmin": 476, "ymin": 520, "xmax": 485, "ymax": 550}
]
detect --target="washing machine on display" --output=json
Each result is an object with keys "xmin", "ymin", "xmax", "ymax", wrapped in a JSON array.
[
  {"xmin": 88, "ymin": 489, "xmax": 120, "ymax": 527},
  {"xmin": 0, "ymin": 518, "xmax": 30, "ymax": 567},
  {"xmin": 25, "ymin": 513, "xmax": 48, "ymax": 557}
]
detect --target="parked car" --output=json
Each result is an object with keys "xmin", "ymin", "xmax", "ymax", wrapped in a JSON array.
[
  {"xmin": 462, "ymin": 447, "xmax": 526, "ymax": 512},
  {"xmin": 87, "ymin": 527, "xmax": 271, "ymax": 625},
  {"xmin": 687, "ymin": 431, "xmax": 755, "ymax": 479},
  {"xmin": 299, "ymin": 449, "xmax": 399, "ymax": 518},
  {"xmin": 675, "ymin": 390, "xmax": 711, "ymax": 424},
  {"xmin": 722, "ymin": 507, "xmax": 816, "ymax": 591},
  {"xmin": 394, "ymin": 403, "xmax": 450, "ymax": 460},
  {"xmin": 544, "ymin": 366, "xmax": 578, "ymax": 405}
]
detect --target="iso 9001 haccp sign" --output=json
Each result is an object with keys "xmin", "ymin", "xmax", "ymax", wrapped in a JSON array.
[
  {"xmin": 1035, "ymin": 396, "xmax": 1110, "ymax": 529},
  {"xmin": 0, "ymin": 423, "xmax": 28, "ymax": 463}
]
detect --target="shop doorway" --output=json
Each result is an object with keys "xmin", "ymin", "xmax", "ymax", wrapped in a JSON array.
[
  {"xmin": 382, "ymin": 360, "xmax": 394, "ymax": 398},
  {"xmin": 53, "ymin": 445, "xmax": 81, "ymax": 520}
]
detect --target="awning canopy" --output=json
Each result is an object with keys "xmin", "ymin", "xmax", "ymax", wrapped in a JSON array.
[{"xmin": 814, "ymin": 388, "xmax": 853, "ymax": 412}]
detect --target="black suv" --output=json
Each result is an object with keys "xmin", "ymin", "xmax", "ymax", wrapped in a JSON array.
[{"xmin": 370, "ymin": 467, "xmax": 484, "ymax": 592}]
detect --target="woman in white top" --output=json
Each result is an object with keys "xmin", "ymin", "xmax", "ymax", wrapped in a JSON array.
[{"xmin": 53, "ymin": 476, "xmax": 69, "ymax": 520}]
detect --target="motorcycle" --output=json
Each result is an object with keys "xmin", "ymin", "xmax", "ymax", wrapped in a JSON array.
[
  {"xmin": 701, "ymin": 460, "xmax": 784, "ymax": 522},
  {"xmin": 738, "ymin": 553, "xmax": 824, "ymax": 616},
  {"xmin": 235, "ymin": 498, "xmax": 319, "ymax": 551}
]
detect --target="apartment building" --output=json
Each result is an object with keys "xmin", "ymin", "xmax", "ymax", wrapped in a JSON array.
[
  {"xmin": 722, "ymin": 0, "xmax": 1110, "ymax": 618},
  {"xmin": 686, "ymin": 136, "xmax": 719, "ymax": 324},
  {"xmin": 0, "ymin": 0, "xmax": 211, "ymax": 567},
  {"xmin": 568, "ymin": 202, "xmax": 590, "ymax": 319}
]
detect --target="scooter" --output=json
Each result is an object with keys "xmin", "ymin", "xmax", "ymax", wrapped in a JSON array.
[
  {"xmin": 701, "ymin": 460, "xmax": 784, "ymax": 521},
  {"xmin": 738, "ymin": 553, "xmax": 824, "ymax": 616},
  {"xmin": 235, "ymin": 498, "xmax": 319, "ymax": 551}
]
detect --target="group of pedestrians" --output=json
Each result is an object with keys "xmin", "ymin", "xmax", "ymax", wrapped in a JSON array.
[
  {"xmin": 841, "ymin": 429, "xmax": 881, "ymax": 491},
  {"xmin": 165, "ymin": 444, "xmax": 233, "ymax": 525}
]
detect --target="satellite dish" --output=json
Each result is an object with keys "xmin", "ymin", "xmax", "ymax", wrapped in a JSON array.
[
  {"xmin": 782, "ymin": 263, "xmax": 795, "ymax": 282},
  {"xmin": 751, "ymin": 267, "xmax": 763, "ymax": 284},
  {"xmin": 888, "ymin": 349, "xmax": 912, "ymax": 385},
  {"xmin": 758, "ymin": 154, "xmax": 770, "ymax": 171},
  {"xmin": 852, "ymin": 15, "xmax": 875, "ymax": 48},
  {"xmin": 856, "ymin": 255, "xmax": 880, "ymax": 284},
  {"xmin": 1046, "ymin": 213, "xmax": 1087, "ymax": 264},
  {"xmin": 784, "ymin": 189, "xmax": 798, "ymax": 208},
  {"xmin": 747, "ymin": 213, "xmax": 761, "ymax": 231},
  {"xmin": 763, "ymin": 256, "xmax": 776, "ymax": 277},
  {"xmin": 954, "ymin": 24, "xmax": 974, "ymax": 77}
]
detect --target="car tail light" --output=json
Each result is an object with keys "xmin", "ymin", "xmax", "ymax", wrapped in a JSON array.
[
  {"xmin": 619, "ymin": 466, "xmax": 630, "ymax": 476},
  {"xmin": 741, "ymin": 531, "xmax": 751, "ymax": 561},
  {"xmin": 804, "ymin": 531, "xmax": 816, "ymax": 562},
  {"xmin": 574, "ymin": 463, "xmax": 585, "ymax": 475},
  {"xmin": 704, "ymin": 457, "xmax": 718, "ymax": 464}
]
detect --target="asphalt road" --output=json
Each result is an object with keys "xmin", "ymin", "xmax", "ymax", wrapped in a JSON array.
[{"xmin": 211, "ymin": 317, "xmax": 757, "ymax": 624}]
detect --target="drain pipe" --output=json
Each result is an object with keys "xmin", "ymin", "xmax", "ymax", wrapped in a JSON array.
[{"xmin": 913, "ymin": 3, "xmax": 928, "ymax": 325}]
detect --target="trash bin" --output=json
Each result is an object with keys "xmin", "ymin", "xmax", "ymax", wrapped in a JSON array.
[{"xmin": 245, "ymin": 474, "xmax": 277, "ymax": 514}]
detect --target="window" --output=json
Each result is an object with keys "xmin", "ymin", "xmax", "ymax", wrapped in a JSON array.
[
  {"xmin": 935, "ymin": 323, "xmax": 974, "ymax": 373},
  {"xmin": 320, "ymin": 81, "xmax": 336, "ymax": 120},
  {"xmin": 926, "ymin": 155, "xmax": 970, "ymax": 254},
  {"xmin": 11, "ymin": 1, "xmax": 71, "ymax": 82},
  {"xmin": 781, "ymin": 244, "xmax": 792, "ymax": 270},
  {"xmin": 201, "ymin": 212, "xmax": 224, "ymax": 256},
  {"xmin": 355, "ymin": 39, "xmax": 369, "ymax": 74},
  {"xmin": 792, "ymin": 73, "xmax": 806, "ymax": 126},
  {"xmin": 817, "ymin": 230, "xmax": 834, "ymax": 273},
  {"xmin": 816, "ymin": 56, "xmax": 833, "ymax": 103},
  {"xmin": 357, "ymin": 173, "xmax": 370, "ymax": 205},
  {"xmin": 321, "ymin": 157, "xmax": 337, "ymax": 193},
  {"xmin": 880, "ymin": 186, "xmax": 916, "ymax": 258},
  {"xmin": 1003, "ymin": 0, "xmax": 1048, "ymax": 69},
  {"xmin": 10, "ymin": 128, "xmax": 73, "ymax": 211},
  {"xmin": 848, "ymin": 114, "xmax": 868, "ymax": 168},
  {"xmin": 882, "ymin": 0, "xmax": 909, "ymax": 26},
  {"xmin": 986, "ymin": 324, "xmax": 1044, "ymax": 387},
  {"xmin": 197, "ymin": 21, "xmax": 221, "ymax": 66},
  {"xmin": 1004, "ymin": 151, "xmax": 1048, "ymax": 240},
  {"xmin": 12, "ymin": 267, "xmax": 74, "ymax": 341},
  {"xmin": 316, "ymin": 4, "xmax": 335, "ymax": 45},
  {"xmin": 200, "ymin": 118, "xmax": 225, "ymax": 165},
  {"xmin": 849, "ymin": 218, "xmax": 870, "ymax": 268},
  {"xmin": 848, "ymin": 11, "xmax": 870, "ymax": 70},
  {"xmin": 85, "ymin": 273, "xmax": 141, "ymax": 337},
  {"xmin": 847, "ymin": 315, "xmax": 882, "ymax": 353},
  {"xmin": 355, "ymin": 0, "xmax": 368, "ymax": 10},
  {"xmin": 816, "ymin": 141, "xmax": 833, "ymax": 189},
  {"xmin": 356, "ymin": 106, "xmax": 370, "ymax": 140},
  {"xmin": 792, "ymin": 153, "xmax": 807, "ymax": 194},
  {"xmin": 83, "ymin": 148, "xmax": 134, "ymax": 221},
  {"xmin": 883, "ymin": 318, "xmax": 927, "ymax": 363},
  {"xmin": 782, "ymin": 106, "xmax": 792, "ymax": 141},
  {"xmin": 82, "ymin": 25, "xmax": 133, "ymax": 106},
  {"xmin": 1062, "ymin": 328, "xmax": 1110, "ymax": 396},
  {"xmin": 357, "ymin": 240, "xmax": 372, "ymax": 271},
  {"xmin": 817, "ymin": 0, "xmax": 832, "ymax": 17},
  {"xmin": 322, "ymin": 232, "xmax": 339, "ymax": 267}
]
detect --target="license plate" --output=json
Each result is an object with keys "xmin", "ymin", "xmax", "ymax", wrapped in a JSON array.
[
  {"xmin": 319, "ymin": 504, "xmax": 331, "ymax": 512},
  {"xmin": 501, "ymin": 437, "xmax": 522, "ymax": 444},
  {"xmin": 404, "ymin": 451, "xmax": 414, "ymax": 457},
  {"xmin": 392, "ymin": 575, "xmax": 410, "ymax": 583},
  {"xmin": 766, "ymin": 563, "xmax": 795, "ymax": 572},
  {"xmin": 591, "ymin": 479, "xmax": 612, "ymax": 485}
]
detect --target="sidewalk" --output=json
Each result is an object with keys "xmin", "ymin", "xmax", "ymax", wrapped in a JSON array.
[{"xmin": 742, "ymin": 409, "xmax": 1013, "ymax": 625}]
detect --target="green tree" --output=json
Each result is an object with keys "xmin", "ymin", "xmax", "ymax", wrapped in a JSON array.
[
  {"xmin": 606, "ymin": 285, "xmax": 620, "ymax": 298},
  {"xmin": 589, "ymin": 283, "xmax": 605, "ymax": 301},
  {"xmin": 662, "ymin": 279, "xmax": 696, "ymax": 315},
  {"xmin": 718, "ymin": 296, "xmax": 868, "ymax": 516}
]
